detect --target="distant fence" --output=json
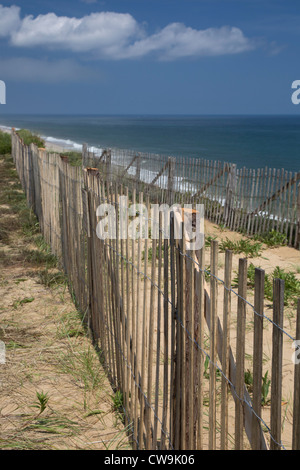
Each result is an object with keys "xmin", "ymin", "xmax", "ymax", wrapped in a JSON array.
[
  {"xmin": 11, "ymin": 129, "xmax": 300, "ymax": 450},
  {"xmin": 82, "ymin": 145, "xmax": 300, "ymax": 248}
]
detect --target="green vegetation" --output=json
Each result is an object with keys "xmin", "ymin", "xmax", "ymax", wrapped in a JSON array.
[
  {"xmin": 12, "ymin": 296, "xmax": 35, "ymax": 310},
  {"xmin": 111, "ymin": 390, "xmax": 124, "ymax": 423},
  {"xmin": 38, "ymin": 269, "xmax": 68, "ymax": 289},
  {"xmin": 244, "ymin": 369, "xmax": 253, "ymax": 393},
  {"xmin": 32, "ymin": 391, "xmax": 50, "ymax": 415},
  {"xmin": 233, "ymin": 263, "xmax": 300, "ymax": 306},
  {"xmin": 6, "ymin": 340, "xmax": 27, "ymax": 350},
  {"xmin": 57, "ymin": 310, "xmax": 85, "ymax": 339},
  {"xmin": 59, "ymin": 346, "xmax": 104, "ymax": 392},
  {"xmin": 245, "ymin": 369, "xmax": 271, "ymax": 407},
  {"xmin": 205, "ymin": 235, "xmax": 217, "ymax": 248},
  {"xmin": 203, "ymin": 355, "xmax": 221, "ymax": 380},
  {"xmin": 261, "ymin": 371, "xmax": 271, "ymax": 407},
  {"xmin": 254, "ymin": 229, "xmax": 288, "ymax": 248},
  {"xmin": 17, "ymin": 129, "xmax": 45, "ymax": 148},
  {"xmin": 204, "ymin": 265, "xmax": 211, "ymax": 283},
  {"xmin": 24, "ymin": 416, "xmax": 79, "ymax": 436},
  {"xmin": 272, "ymin": 266, "xmax": 300, "ymax": 306},
  {"xmin": 206, "ymin": 235, "xmax": 263, "ymax": 258},
  {"xmin": 22, "ymin": 248, "xmax": 57, "ymax": 268},
  {"xmin": 0, "ymin": 152, "xmax": 66, "ymax": 287},
  {"xmin": 219, "ymin": 237, "xmax": 263, "ymax": 258},
  {"xmin": 0, "ymin": 152, "xmax": 66, "ymax": 289},
  {"xmin": 0, "ymin": 130, "xmax": 12, "ymax": 154},
  {"xmin": 59, "ymin": 151, "xmax": 82, "ymax": 167},
  {"xmin": 142, "ymin": 244, "xmax": 165, "ymax": 261},
  {"xmin": 0, "ymin": 127, "xmax": 46, "ymax": 153},
  {"xmin": 0, "ymin": 152, "xmax": 39, "ymax": 244}
]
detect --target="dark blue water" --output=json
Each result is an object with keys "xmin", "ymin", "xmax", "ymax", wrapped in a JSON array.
[{"xmin": 0, "ymin": 114, "xmax": 299, "ymax": 172}]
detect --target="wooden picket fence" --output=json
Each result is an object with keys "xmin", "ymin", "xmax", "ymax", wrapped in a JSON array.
[
  {"xmin": 82, "ymin": 145, "xmax": 300, "ymax": 249},
  {"xmin": 10, "ymin": 129, "xmax": 300, "ymax": 450}
]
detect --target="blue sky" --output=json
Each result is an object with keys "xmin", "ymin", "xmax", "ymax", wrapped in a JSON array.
[{"xmin": 0, "ymin": 0, "xmax": 299, "ymax": 114}]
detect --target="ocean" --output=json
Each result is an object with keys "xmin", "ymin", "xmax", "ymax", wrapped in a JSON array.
[{"xmin": 0, "ymin": 114, "xmax": 299, "ymax": 172}]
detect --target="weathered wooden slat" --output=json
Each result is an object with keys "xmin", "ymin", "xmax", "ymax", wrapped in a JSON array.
[
  {"xmin": 292, "ymin": 299, "xmax": 300, "ymax": 450},
  {"xmin": 270, "ymin": 278, "xmax": 285, "ymax": 451},
  {"xmin": 252, "ymin": 172, "xmax": 300, "ymax": 217},
  {"xmin": 192, "ymin": 163, "xmax": 228, "ymax": 199}
]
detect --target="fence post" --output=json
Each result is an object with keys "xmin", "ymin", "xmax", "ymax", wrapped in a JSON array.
[
  {"xmin": 224, "ymin": 163, "xmax": 237, "ymax": 226},
  {"xmin": 82, "ymin": 143, "xmax": 88, "ymax": 168},
  {"xmin": 169, "ymin": 211, "xmax": 177, "ymax": 449},
  {"xmin": 293, "ymin": 299, "xmax": 300, "ymax": 449},
  {"xmin": 138, "ymin": 194, "xmax": 150, "ymax": 448},
  {"xmin": 209, "ymin": 240, "xmax": 219, "ymax": 450},
  {"xmin": 27, "ymin": 145, "xmax": 35, "ymax": 211},
  {"xmin": 146, "ymin": 230, "xmax": 157, "ymax": 450},
  {"xmin": 235, "ymin": 257, "xmax": 247, "ymax": 450},
  {"xmin": 186, "ymin": 247, "xmax": 195, "ymax": 448},
  {"xmin": 106, "ymin": 149, "xmax": 112, "ymax": 181},
  {"xmin": 168, "ymin": 157, "xmax": 175, "ymax": 205},
  {"xmin": 136, "ymin": 153, "xmax": 141, "ymax": 184},
  {"xmin": 195, "ymin": 244, "xmax": 205, "ymax": 450},
  {"xmin": 270, "ymin": 278, "xmax": 284, "ymax": 450},
  {"xmin": 221, "ymin": 249, "xmax": 233, "ymax": 450},
  {"xmin": 252, "ymin": 268, "xmax": 265, "ymax": 450},
  {"xmin": 161, "ymin": 216, "xmax": 169, "ymax": 449},
  {"xmin": 179, "ymin": 222, "xmax": 186, "ymax": 450}
]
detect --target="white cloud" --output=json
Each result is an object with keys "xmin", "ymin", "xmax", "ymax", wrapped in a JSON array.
[
  {"xmin": 0, "ymin": 57, "xmax": 97, "ymax": 82},
  {"xmin": 10, "ymin": 11, "xmax": 142, "ymax": 54},
  {"xmin": 120, "ymin": 23, "xmax": 254, "ymax": 60},
  {"xmin": 0, "ymin": 4, "xmax": 21, "ymax": 37},
  {"xmin": 1, "ymin": 4, "xmax": 255, "ymax": 60}
]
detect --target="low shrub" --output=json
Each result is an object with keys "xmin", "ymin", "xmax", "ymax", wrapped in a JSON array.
[
  {"xmin": 219, "ymin": 237, "xmax": 263, "ymax": 258},
  {"xmin": 17, "ymin": 129, "xmax": 45, "ymax": 148},
  {"xmin": 0, "ymin": 130, "xmax": 12, "ymax": 154},
  {"xmin": 254, "ymin": 229, "xmax": 287, "ymax": 248},
  {"xmin": 233, "ymin": 263, "xmax": 300, "ymax": 306}
]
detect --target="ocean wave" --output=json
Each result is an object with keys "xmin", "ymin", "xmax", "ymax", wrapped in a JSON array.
[
  {"xmin": 0, "ymin": 124, "xmax": 20, "ymax": 132},
  {"xmin": 43, "ymin": 135, "xmax": 83, "ymax": 151}
]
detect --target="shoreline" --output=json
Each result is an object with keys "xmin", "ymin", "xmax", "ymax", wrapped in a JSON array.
[{"xmin": 0, "ymin": 124, "xmax": 82, "ymax": 155}]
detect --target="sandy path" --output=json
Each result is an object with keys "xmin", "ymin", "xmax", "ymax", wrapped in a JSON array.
[{"xmin": 0, "ymin": 154, "xmax": 129, "ymax": 450}]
